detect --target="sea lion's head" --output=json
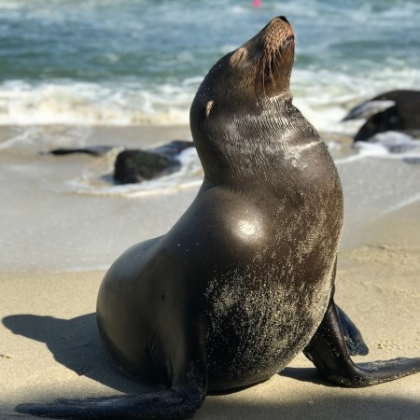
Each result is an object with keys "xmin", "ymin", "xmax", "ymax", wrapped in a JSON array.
[
  {"xmin": 190, "ymin": 16, "xmax": 296, "ymax": 184},
  {"xmin": 192, "ymin": 16, "xmax": 294, "ymax": 114}
]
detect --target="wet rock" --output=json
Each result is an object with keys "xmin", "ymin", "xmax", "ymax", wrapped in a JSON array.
[
  {"xmin": 342, "ymin": 90, "xmax": 420, "ymax": 141},
  {"xmin": 45, "ymin": 140, "xmax": 195, "ymax": 184},
  {"xmin": 46, "ymin": 146, "xmax": 116, "ymax": 157},
  {"xmin": 114, "ymin": 140, "xmax": 194, "ymax": 184}
]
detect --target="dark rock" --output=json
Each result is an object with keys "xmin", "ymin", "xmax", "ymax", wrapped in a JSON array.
[
  {"xmin": 114, "ymin": 140, "xmax": 194, "ymax": 184},
  {"xmin": 45, "ymin": 140, "xmax": 195, "ymax": 185},
  {"xmin": 114, "ymin": 150, "xmax": 179, "ymax": 184},
  {"xmin": 45, "ymin": 146, "xmax": 115, "ymax": 157},
  {"xmin": 342, "ymin": 90, "xmax": 420, "ymax": 141}
]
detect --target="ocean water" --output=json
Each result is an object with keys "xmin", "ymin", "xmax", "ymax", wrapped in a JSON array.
[
  {"xmin": 1, "ymin": 0, "xmax": 420, "ymax": 272},
  {"xmin": 0, "ymin": 0, "xmax": 419, "ymax": 128}
]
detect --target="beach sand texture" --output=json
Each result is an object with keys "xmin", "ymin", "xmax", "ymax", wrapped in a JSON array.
[{"xmin": 1, "ymin": 125, "xmax": 419, "ymax": 420}]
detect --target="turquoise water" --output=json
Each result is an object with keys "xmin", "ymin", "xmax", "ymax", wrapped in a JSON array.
[{"xmin": 0, "ymin": 0, "xmax": 419, "ymax": 126}]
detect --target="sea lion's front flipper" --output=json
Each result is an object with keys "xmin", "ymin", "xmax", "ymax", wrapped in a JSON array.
[
  {"xmin": 17, "ymin": 362, "xmax": 206, "ymax": 420},
  {"xmin": 17, "ymin": 390, "xmax": 203, "ymax": 419},
  {"xmin": 336, "ymin": 305, "xmax": 369, "ymax": 356},
  {"xmin": 304, "ymin": 300, "xmax": 420, "ymax": 387},
  {"xmin": 16, "ymin": 317, "xmax": 208, "ymax": 419}
]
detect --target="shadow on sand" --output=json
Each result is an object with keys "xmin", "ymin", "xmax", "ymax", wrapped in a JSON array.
[
  {"xmin": 2, "ymin": 313, "xmax": 140, "ymax": 393},
  {"xmin": 3, "ymin": 312, "xmax": 328, "ymax": 391},
  {"xmin": 3, "ymin": 314, "xmax": 420, "ymax": 420}
]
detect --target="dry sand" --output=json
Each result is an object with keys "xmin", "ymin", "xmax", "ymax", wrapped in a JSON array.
[{"xmin": 1, "ymin": 126, "xmax": 420, "ymax": 419}]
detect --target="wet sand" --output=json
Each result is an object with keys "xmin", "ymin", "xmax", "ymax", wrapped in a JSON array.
[{"xmin": 1, "ymin": 125, "xmax": 419, "ymax": 419}]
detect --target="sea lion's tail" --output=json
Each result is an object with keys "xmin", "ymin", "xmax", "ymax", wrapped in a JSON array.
[
  {"xmin": 16, "ymin": 388, "xmax": 205, "ymax": 419},
  {"xmin": 305, "ymin": 301, "xmax": 420, "ymax": 387}
]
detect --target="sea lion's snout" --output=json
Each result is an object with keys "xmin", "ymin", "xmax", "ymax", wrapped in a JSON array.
[
  {"xmin": 262, "ymin": 16, "xmax": 295, "ymax": 53},
  {"xmin": 254, "ymin": 16, "xmax": 295, "ymax": 98}
]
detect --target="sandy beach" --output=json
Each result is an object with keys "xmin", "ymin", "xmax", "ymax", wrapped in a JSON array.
[
  {"xmin": 1, "ymin": 1, "xmax": 420, "ymax": 418},
  {"xmin": 1, "ymin": 124, "xmax": 419, "ymax": 419}
]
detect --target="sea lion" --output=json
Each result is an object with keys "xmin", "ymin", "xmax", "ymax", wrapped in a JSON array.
[
  {"xmin": 342, "ymin": 90, "xmax": 420, "ymax": 141},
  {"xmin": 17, "ymin": 16, "xmax": 420, "ymax": 420}
]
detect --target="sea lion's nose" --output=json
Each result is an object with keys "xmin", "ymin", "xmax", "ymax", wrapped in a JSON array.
[{"xmin": 278, "ymin": 16, "xmax": 289, "ymax": 24}]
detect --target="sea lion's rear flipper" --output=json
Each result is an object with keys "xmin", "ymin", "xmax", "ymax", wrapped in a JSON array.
[
  {"xmin": 304, "ymin": 300, "xmax": 420, "ymax": 387},
  {"xmin": 16, "ymin": 318, "xmax": 208, "ymax": 419},
  {"xmin": 336, "ymin": 305, "xmax": 369, "ymax": 356}
]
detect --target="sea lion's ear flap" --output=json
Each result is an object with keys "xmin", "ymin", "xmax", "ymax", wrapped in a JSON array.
[
  {"xmin": 230, "ymin": 47, "xmax": 248, "ymax": 68},
  {"xmin": 205, "ymin": 100, "xmax": 214, "ymax": 118}
]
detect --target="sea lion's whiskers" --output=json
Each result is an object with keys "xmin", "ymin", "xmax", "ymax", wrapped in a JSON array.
[
  {"xmin": 273, "ymin": 51, "xmax": 283, "ymax": 84},
  {"xmin": 258, "ymin": 50, "xmax": 269, "ymax": 99}
]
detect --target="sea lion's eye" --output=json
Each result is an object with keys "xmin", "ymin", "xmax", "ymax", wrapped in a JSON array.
[
  {"xmin": 205, "ymin": 100, "xmax": 214, "ymax": 118},
  {"xmin": 230, "ymin": 47, "xmax": 248, "ymax": 68}
]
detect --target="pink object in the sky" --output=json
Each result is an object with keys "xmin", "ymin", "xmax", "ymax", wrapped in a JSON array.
[{"xmin": 252, "ymin": 0, "xmax": 262, "ymax": 8}]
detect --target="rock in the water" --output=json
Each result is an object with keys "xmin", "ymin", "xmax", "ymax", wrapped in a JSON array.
[
  {"xmin": 45, "ymin": 140, "xmax": 195, "ymax": 184},
  {"xmin": 46, "ymin": 146, "xmax": 116, "ymax": 157},
  {"xmin": 114, "ymin": 140, "xmax": 194, "ymax": 184},
  {"xmin": 114, "ymin": 150, "xmax": 177, "ymax": 184},
  {"xmin": 342, "ymin": 90, "xmax": 420, "ymax": 141}
]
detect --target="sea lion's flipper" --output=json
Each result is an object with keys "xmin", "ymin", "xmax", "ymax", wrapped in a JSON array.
[
  {"xmin": 336, "ymin": 305, "xmax": 369, "ymax": 356},
  {"xmin": 16, "ymin": 389, "xmax": 204, "ymax": 419},
  {"xmin": 319, "ymin": 259, "xmax": 367, "ymax": 357},
  {"xmin": 304, "ymin": 300, "xmax": 420, "ymax": 387},
  {"xmin": 16, "ymin": 316, "xmax": 208, "ymax": 419},
  {"xmin": 17, "ymin": 365, "xmax": 206, "ymax": 420}
]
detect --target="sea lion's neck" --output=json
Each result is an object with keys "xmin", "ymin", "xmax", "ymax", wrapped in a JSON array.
[{"xmin": 197, "ymin": 98, "xmax": 325, "ymax": 191}]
